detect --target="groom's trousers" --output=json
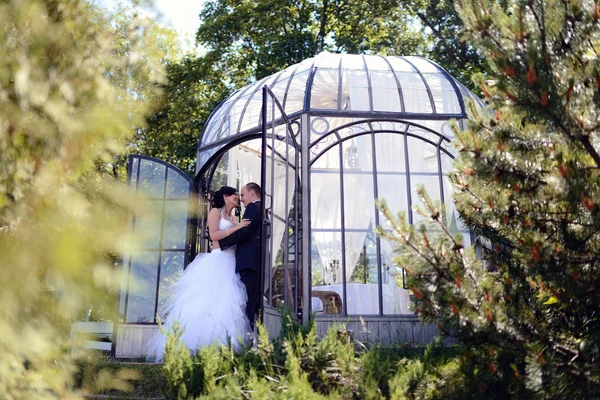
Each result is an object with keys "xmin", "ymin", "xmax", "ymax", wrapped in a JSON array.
[{"xmin": 239, "ymin": 269, "xmax": 260, "ymax": 328}]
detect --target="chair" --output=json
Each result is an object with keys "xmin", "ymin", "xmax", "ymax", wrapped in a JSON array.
[
  {"xmin": 311, "ymin": 290, "xmax": 343, "ymax": 314},
  {"xmin": 70, "ymin": 321, "xmax": 113, "ymax": 357}
]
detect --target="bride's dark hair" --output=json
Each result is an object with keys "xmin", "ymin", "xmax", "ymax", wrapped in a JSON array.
[{"xmin": 212, "ymin": 186, "xmax": 237, "ymax": 208}]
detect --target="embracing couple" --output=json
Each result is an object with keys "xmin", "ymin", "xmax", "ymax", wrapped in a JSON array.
[{"xmin": 147, "ymin": 183, "xmax": 262, "ymax": 362}]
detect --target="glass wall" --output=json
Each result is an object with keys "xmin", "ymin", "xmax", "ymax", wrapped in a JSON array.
[
  {"xmin": 121, "ymin": 156, "xmax": 192, "ymax": 323},
  {"xmin": 309, "ymin": 126, "xmax": 456, "ymax": 316}
]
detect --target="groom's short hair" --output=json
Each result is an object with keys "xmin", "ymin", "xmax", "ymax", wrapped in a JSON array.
[{"xmin": 245, "ymin": 182, "xmax": 261, "ymax": 197}]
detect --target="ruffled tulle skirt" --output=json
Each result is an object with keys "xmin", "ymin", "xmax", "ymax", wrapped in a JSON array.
[{"xmin": 146, "ymin": 248, "xmax": 250, "ymax": 362}]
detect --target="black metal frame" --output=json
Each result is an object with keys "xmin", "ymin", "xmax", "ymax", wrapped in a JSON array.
[
  {"xmin": 306, "ymin": 120, "xmax": 462, "ymax": 317},
  {"xmin": 196, "ymin": 56, "xmax": 471, "ymax": 159},
  {"xmin": 260, "ymin": 86, "xmax": 302, "ymax": 321},
  {"xmin": 119, "ymin": 155, "xmax": 193, "ymax": 326},
  {"xmin": 118, "ymin": 55, "xmax": 479, "ymax": 331}
]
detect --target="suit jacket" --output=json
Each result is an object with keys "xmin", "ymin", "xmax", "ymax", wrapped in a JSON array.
[{"xmin": 219, "ymin": 201, "xmax": 262, "ymax": 273}]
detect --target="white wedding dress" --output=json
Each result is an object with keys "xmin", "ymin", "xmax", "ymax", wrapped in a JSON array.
[{"xmin": 146, "ymin": 212, "xmax": 251, "ymax": 362}]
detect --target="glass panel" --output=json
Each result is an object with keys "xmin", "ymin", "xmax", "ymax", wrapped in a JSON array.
[
  {"xmin": 126, "ymin": 251, "xmax": 159, "ymax": 323},
  {"xmin": 408, "ymin": 136, "xmax": 438, "ymax": 173},
  {"xmin": 130, "ymin": 157, "xmax": 140, "ymax": 188},
  {"xmin": 377, "ymin": 175, "xmax": 408, "ymax": 230},
  {"xmin": 310, "ymin": 68, "xmax": 340, "ymax": 110},
  {"xmin": 341, "ymin": 53, "xmax": 365, "ymax": 70},
  {"xmin": 119, "ymin": 253, "xmax": 130, "ymax": 316},
  {"xmin": 162, "ymin": 200, "xmax": 189, "ymax": 250},
  {"xmin": 271, "ymin": 77, "xmax": 291, "ymax": 104},
  {"xmin": 138, "ymin": 159, "xmax": 166, "ymax": 199},
  {"xmin": 376, "ymin": 133, "xmax": 405, "ymax": 172},
  {"xmin": 197, "ymin": 145, "xmax": 221, "ymax": 173},
  {"xmin": 404, "ymin": 56, "xmax": 440, "ymax": 73},
  {"xmin": 409, "ymin": 136, "xmax": 441, "ymax": 225},
  {"xmin": 229, "ymin": 93, "xmax": 251, "ymax": 137},
  {"xmin": 407, "ymin": 125, "xmax": 441, "ymax": 145},
  {"xmin": 239, "ymin": 91, "xmax": 264, "ymax": 133},
  {"xmin": 396, "ymin": 72, "xmax": 432, "ymax": 114},
  {"xmin": 314, "ymin": 51, "xmax": 342, "ymax": 68},
  {"xmin": 157, "ymin": 251, "xmax": 185, "ymax": 320},
  {"xmin": 210, "ymin": 152, "xmax": 230, "ymax": 190},
  {"xmin": 365, "ymin": 55, "xmax": 391, "ymax": 71},
  {"xmin": 371, "ymin": 70, "xmax": 402, "ymax": 112},
  {"xmin": 285, "ymin": 69, "xmax": 310, "ymax": 114},
  {"xmin": 442, "ymin": 175, "xmax": 467, "ymax": 233},
  {"xmin": 341, "ymin": 69, "xmax": 369, "ymax": 111},
  {"xmin": 134, "ymin": 200, "xmax": 163, "ymax": 249},
  {"xmin": 386, "ymin": 57, "xmax": 415, "ymax": 72},
  {"xmin": 165, "ymin": 170, "xmax": 191, "ymax": 199},
  {"xmin": 423, "ymin": 73, "xmax": 461, "ymax": 114},
  {"xmin": 311, "ymin": 142, "xmax": 343, "ymax": 313},
  {"xmin": 410, "ymin": 175, "xmax": 441, "ymax": 226},
  {"xmin": 380, "ymin": 237, "xmax": 412, "ymax": 315},
  {"xmin": 311, "ymin": 231, "xmax": 344, "ymax": 315},
  {"xmin": 346, "ymin": 233, "xmax": 379, "ymax": 315}
]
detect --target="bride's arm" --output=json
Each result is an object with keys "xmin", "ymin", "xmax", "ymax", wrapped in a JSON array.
[{"xmin": 208, "ymin": 209, "xmax": 249, "ymax": 242}]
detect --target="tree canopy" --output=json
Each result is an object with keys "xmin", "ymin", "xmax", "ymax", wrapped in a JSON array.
[
  {"xmin": 379, "ymin": 0, "xmax": 600, "ymax": 395},
  {"xmin": 0, "ymin": 0, "xmax": 167, "ymax": 396}
]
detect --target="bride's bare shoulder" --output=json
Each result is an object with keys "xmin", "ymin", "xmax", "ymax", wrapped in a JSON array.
[{"xmin": 208, "ymin": 208, "xmax": 221, "ymax": 219}]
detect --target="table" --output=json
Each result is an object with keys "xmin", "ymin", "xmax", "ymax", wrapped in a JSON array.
[{"xmin": 312, "ymin": 282, "xmax": 411, "ymax": 314}]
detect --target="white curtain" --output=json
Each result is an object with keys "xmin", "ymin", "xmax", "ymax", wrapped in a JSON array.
[
  {"xmin": 227, "ymin": 144, "xmax": 296, "ymax": 293},
  {"xmin": 311, "ymin": 139, "xmax": 373, "ymax": 283}
]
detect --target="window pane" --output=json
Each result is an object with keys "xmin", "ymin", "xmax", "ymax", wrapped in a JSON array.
[
  {"xmin": 341, "ymin": 69, "xmax": 370, "ymax": 111},
  {"xmin": 347, "ymin": 233, "xmax": 379, "ymax": 315},
  {"xmin": 311, "ymin": 231, "xmax": 344, "ymax": 315},
  {"xmin": 119, "ymin": 253, "xmax": 130, "ymax": 316},
  {"xmin": 410, "ymin": 175, "xmax": 441, "ymax": 226},
  {"xmin": 311, "ymin": 145, "xmax": 342, "ymax": 230},
  {"xmin": 397, "ymin": 72, "xmax": 432, "ymax": 114},
  {"xmin": 310, "ymin": 68, "xmax": 340, "ymax": 110},
  {"xmin": 162, "ymin": 200, "xmax": 189, "ymax": 250},
  {"xmin": 157, "ymin": 251, "xmax": 185, "ymax": 320},
  {"xmin": 134, "ymin": 200, "xmax": 163, "ymax": 249},
  {"xmin": 380, "ymin": 237, "xmax": 413, "ymax": 315},
  {"xmin": 376, "ymin": 133, "xmax": 405, "ymax": 172},
  {"xmin": 408, "ymin": 136, "xmax": 438, "ymax": 173},
  {"xmin": 377, "ymin": 175, "xmax": 408, "ymax": 230},
  {"xmin": 423, "ymin": 73, "xmax": 461, "ymax": 114},
  {"xmin": 371, "ymin": 70, "xmax": 402, "ymax": 112},
  {"xmin": 285, "ymin": 70, "xmax": 310, "ymax": 114},
  {"xmin": 126, "ymin": 251, "xmax": 159, "ymax": 323},
  {"xmin": 129, "ymin": 157, "xmax": 139, "ymax": 188},
  {"xmin": 165, "ymin": 170, "xmax": 190, "ymax": 199},
  {"xmin": 138, "ymin": 159, "xmax": 166, "ymax": 199}
]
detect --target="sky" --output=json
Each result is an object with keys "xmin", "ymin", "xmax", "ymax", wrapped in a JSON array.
[{"xmin": 95, "ymin": 0, "xmax": 206, "ymax": 44}]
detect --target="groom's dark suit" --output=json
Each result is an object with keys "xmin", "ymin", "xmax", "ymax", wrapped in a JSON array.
[{"xmin": 219, "ymin": 200, "xmax": 262, "ymax": 327}]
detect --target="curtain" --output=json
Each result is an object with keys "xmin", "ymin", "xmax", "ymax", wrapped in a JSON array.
[{"xmin": 227, "ymin": 144, "xmax": 296, "ymax": 295}]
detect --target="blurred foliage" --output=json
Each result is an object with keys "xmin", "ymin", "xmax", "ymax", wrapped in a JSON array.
[
  {"xmin": 377, "ymin": 0, "xmax": 600, "ymax": 396},
  {"xmin": 0, "ymin": 0, "xmax": 167, "ymax": 397},
  {"xmin": 138, "ymin": 53, "xmax": 226, "ymax": 177},
  {"xmin": 156, "ymin": 310, "xmax": 461, "ymax": 399},
  {"xmin": 74, "ymin": 353, "xmax": 164, "ymax": 398}
]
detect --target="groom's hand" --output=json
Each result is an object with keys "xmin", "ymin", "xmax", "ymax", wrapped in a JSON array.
[{"xmin": 219, "ymin": 203, "xmax": 260, "ymax": 248}]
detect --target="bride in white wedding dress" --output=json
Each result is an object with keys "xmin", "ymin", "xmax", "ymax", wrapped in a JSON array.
[{"xmin": 146, "ymin": 186, "xmax": 252, "ymax": 362}]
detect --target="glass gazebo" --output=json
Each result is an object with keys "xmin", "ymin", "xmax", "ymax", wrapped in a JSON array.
[{"xmin": 116, "ymin": 52, "xmax": 484, "ymax": 355}]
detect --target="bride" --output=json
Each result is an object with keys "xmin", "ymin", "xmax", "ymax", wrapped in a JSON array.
[{"xmin": 146, "ymin": 186, "xmax": 252, "ymax": 362}]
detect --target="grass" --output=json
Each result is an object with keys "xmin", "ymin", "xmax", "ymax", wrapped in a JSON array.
[{"xmin": 74, "ymin": 353, "xmax": 165, "ymax": 398}]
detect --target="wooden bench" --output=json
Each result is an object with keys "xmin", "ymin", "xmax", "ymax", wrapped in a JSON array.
[{"xmin": 70, "ymin": 322, "xmax": 113, "ymax": 356}]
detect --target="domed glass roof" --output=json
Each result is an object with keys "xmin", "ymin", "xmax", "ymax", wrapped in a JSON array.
[{"xmin": 198, "ymin": 51, "xmax": 484, "ymax": 152}]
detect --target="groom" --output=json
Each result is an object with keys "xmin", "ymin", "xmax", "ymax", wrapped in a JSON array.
[{"xmin": 219, "ymin": 182, "xmax": 262, "ymax": 329}]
